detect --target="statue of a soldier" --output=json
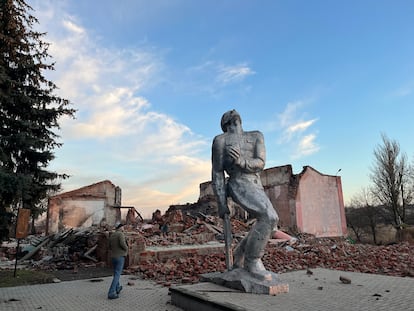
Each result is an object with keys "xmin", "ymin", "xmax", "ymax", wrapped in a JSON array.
[{"xmin": 212, "ymin": 109, "xmax": 278, "ymax": 279}]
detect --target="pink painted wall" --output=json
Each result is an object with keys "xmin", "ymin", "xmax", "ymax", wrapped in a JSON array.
[
  {"xmin": 295, "ymin": 167, "xmax": 347, "ymax": 237},
  {"xmin": 193, "ymin": 165, "xmax": 348, "ymax": 237}
]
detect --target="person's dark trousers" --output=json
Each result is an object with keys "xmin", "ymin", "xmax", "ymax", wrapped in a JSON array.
[{"xmin": 108, "ymin": 256, "xmax": 125, "ymax": 299}]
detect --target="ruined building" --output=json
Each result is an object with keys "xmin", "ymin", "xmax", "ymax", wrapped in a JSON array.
[
  {"xmin": 196, "ymin": 165, "xmax": 347, "ymax": 237},
  {"xmin": 47, "ymin": 165, "xmax": 346, "ymax": 238},
  {"xmin": 47, "ymin": 180, "xmax": 121, "ymax": 234}
]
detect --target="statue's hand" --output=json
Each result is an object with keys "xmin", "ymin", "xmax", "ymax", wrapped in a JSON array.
[
  {"xmin": 218, "ymin": 204, "xmax": 230, "ymax": 218},
  {"xmin": 229, "ymin": 146, "xmax": 246, "ymax": 167},
  {"xmin": 228, "ymin": 146, "xmax": 241, "ymax": 163}
]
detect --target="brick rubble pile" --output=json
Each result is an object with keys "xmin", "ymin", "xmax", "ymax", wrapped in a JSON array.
[
  {"xmin": 1, "ymin": 215, "xmax": 412, "ymax": 287},
  {"xmin": 127, "ymin": 220, "xmax": 414, "ymax": 286}
]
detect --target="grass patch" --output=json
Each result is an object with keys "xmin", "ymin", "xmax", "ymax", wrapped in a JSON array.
[{"xmin": 0, "ymin": 269, "xmax": 56, "ymax": 288}]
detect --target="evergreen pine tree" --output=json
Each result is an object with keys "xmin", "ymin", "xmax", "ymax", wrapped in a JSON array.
[{"xmin": 0, "ymin": 0, "xmax": 75, "ymax": 238}]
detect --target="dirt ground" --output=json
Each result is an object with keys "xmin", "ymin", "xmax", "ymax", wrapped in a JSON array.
[
  {"xmin": 0, "ymin": 266, "xmax": 114, "ymax": 288},
  {"xmin": 50, "ymin": 266, "xmax": 113, "ymax": 281}
]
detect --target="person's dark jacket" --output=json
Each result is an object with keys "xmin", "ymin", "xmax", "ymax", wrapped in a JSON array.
[{"xmin": 109, "ymin": 230, "xmax": 128, "ymax": 258}]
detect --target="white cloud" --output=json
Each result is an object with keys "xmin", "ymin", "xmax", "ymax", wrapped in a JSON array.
[
  {"xmin": 31, "ymin": 1, "xmax": 210, "ymax": 214},
  {"xmin": 184, "ymin": 61, "xmax": 255, "ymax": 95},
  {"xmin": 276, "ymin": 101, "xmax": 320, "ymax": 159},
  {"xmin": 286, "ymin": 119, "xmax": 318, "ymax": 136},
  {"xmin": 277, "ymin": 101, "xmax": 303, "ymax": 128},
  {"xmin": 293, "ymin": 134, "xmax": 320, "ymax": 159},
  {"xmin": 110, "ymin": 156, "xmax": 212, "ymax": 218},
  {"xmin": 216, "ymin": 64, "xmax": 255, "ymax": 85},
  {"xmin": 62, "ymin": 19, "xmax": 85, "ymax": 35}
]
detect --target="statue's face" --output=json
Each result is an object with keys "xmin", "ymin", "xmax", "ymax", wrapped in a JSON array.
[
  {"xmin": 221, "ymin": 109, "xmax": 241, "ymax": 132},
  {"xmin": 226, "ymin": 117, "xmax": 241, "ymax": 133}
]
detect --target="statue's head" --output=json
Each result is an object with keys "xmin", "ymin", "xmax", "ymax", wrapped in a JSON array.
[{"xmin": 221, "ymin": 109, "xmax": 241, "ymax": 132}]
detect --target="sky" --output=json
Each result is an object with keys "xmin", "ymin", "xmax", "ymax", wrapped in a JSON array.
[{"xmin": 27, "ymin": 0, "xmax": 414, "ymax": 218}]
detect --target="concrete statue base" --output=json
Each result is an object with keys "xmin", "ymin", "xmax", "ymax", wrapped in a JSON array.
[{"xmin": 200, "ymin": 268, "xmax": 289, "ymax": 295}]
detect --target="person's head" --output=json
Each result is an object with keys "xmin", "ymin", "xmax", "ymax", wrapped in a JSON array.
[
  {"xmin": 220, "ymin": 109, "xmax": 242, "ymax": 133},
  {"xmin": 115, "ymin": 222, "xmax": 125, "ymax": 231}
]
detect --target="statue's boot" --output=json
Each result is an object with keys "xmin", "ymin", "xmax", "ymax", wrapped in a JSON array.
[
  {"xmin": 245, "ymin": 258, "xmax": 272, "ymax": 280},
  {"xmin": 244, "ymin": 221, "xmax": 273, "ymax": 280}
]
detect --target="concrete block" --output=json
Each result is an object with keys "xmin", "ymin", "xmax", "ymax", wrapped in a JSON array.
[{"xmin": 200, "ymin": 268, "xmax": 289, "ymax": 295}]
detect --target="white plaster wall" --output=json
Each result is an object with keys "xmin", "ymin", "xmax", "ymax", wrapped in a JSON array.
[{"xmin": 61, "ymin": 199, "xmax": 105, "ymax": 229}]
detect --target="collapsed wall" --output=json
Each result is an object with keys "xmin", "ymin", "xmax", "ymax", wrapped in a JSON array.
[
  {"xmin": 197, "ymin": 164, "xmax": 346, "ymax": 237},
  {"xmin": 47, "ymin": 180, "xmax": 121, "ymax": 235}
]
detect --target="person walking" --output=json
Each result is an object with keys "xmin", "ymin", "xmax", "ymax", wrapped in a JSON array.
[{"xmin": 107, "ymin": 222, "xmax": 128, "ymax": 299}]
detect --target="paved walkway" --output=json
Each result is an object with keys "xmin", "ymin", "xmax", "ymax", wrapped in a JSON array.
[
  {"xmin": 0, "ymin": 275, "xmax": 182, "ymax": 311},
  {"xmin": 172, "ymin": 268, "xmax": 414, "ymax": 310},
  {"xmin": 1, "ymin": 269, "xmax": 413, "ymax": 311}
]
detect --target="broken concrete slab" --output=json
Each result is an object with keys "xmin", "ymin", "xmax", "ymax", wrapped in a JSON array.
[{"xmin": 200, "ymin": 268, "xmax": 289, "ymax": 295}]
